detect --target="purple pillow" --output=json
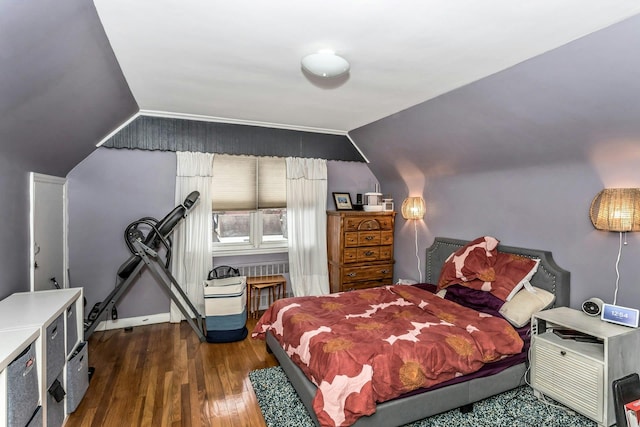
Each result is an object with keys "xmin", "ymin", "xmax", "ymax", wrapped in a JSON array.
[
  {"xmin": 443, "ymin": 284, "xmax": 505, "ymax": 317},
  {"xmin": 412, "ymin": 283, "xmax": 438, "ymax": 293}
]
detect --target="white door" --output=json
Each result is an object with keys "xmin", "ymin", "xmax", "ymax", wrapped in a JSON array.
[{"xmin": 30, "ymin": 173, "xmax": 67, "ymax": 291}]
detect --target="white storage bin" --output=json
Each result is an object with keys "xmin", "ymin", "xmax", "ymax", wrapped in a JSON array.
[{"xmin": 204, "ymin": 277, "xmax": 247, "ymax": 316}]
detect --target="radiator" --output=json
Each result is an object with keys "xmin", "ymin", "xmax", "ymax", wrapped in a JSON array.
[
  {"xmin": 235, "ymin": 262, "xmax": 289, "ymax": 278},
  {"xmin": 220, "ymin": 262, "xmax": 291, "ymax": 309}
]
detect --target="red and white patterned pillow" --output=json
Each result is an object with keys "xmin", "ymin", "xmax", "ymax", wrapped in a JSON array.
[
  {"xmin": 437, "ymin": 236, "xmax": 539, "ymax": 302},
  {"xmin": 437, "ymin": 236, "xmax": 499, "ymax": 286}
]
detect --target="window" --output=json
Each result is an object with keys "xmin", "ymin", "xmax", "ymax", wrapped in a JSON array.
[{"xmin": 211, "ymin": 155, "xmax": 287, "ymax": 255}]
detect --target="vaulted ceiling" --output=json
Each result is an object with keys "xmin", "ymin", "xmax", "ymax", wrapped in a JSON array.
[
  {"xmin": 94, "ymin": 1, "xmax": 640, "ymax": 133},
  {"xmin": 2, "ymin": 1, "xmax": 640, "ymax": 178}
]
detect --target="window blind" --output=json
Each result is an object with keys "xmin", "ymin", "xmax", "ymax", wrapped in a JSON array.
[{"xmin": 212, "ymin": 154, "xmax": 286, "ymax": 210}]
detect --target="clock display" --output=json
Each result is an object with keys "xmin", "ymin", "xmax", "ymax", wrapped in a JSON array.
[{"xmin": 601, "ymin": 303, "xmax": 639, "ymax": 328}]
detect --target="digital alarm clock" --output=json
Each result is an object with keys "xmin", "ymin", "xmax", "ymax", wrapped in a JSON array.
[{"xmin": 601, "ymin": 303, "xmax": 639, "ymax": 328}]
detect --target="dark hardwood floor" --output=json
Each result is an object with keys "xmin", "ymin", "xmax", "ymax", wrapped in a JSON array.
[{"xmin": 65, "ymin": 318, "xmax": 278, "ymax": 427}]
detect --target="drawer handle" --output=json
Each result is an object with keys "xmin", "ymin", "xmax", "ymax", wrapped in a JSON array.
[
  {"xmin": 364, "ymin": 251, "xmax": 374, "ymax": 256},
  {"xmin": 560, "ymin": 350, "xmax": 566, "ymax": 356},
  {"xmin": 347, "ymin": 272, "xmax": 357, "ymax": 277},
  {"xmin": 381, "ymin": 269, "xmax": 389, "ymax": 274},
  {"xmin": 365, "ymin": 236, "xmax": 374, "ymax": 241}
]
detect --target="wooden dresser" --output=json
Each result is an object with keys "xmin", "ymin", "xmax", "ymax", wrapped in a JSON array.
[{"xmin": 327, "ymin": 210, "xmax": 396, "ymax": 293}]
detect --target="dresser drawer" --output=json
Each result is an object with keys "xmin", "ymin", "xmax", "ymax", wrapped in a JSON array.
[
  {"xmin": 345, "ymin": 231, "xmax": 383, "ymax": 247},
  {"xmin": 344, "ymin": 247, "xmax": 393, "ymax": 263},
  {"xmin": 342, "ymin": 264, "xmax": 393, "ymax": 284},
  {"xmin": 356, "ymin": 247, "xmax": 379, "ymax": 262},
  {"xmin": 379, "ymin": 245, "xmax": 393, "ymax": 260},
  {"xmin": 380, "ymin": 231, "xmax": 393, "ymax": 245},
  {"xmin": 342, "ymin": 280, "xmax": 389, "ymax": 292},
  {"xmin": 344, "ymin": 216, "xmax": 393, "ymax": 232},
  {"xmin": 344, "ymin": 248, "xmax": 358, "ymax": 263},
  {"xmin": 358, "ymin": 231, "xmax": 381, "ymax": 246}
]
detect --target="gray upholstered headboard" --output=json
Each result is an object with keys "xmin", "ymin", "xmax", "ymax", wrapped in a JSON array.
[{"xmin": 425, "ymin": 237, "xmax": 570, "ymax": 307}]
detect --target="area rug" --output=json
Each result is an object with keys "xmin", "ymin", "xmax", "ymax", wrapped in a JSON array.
[{"xmin": 249, "ymin": 366, "xmax": 596, "ymax": 427}]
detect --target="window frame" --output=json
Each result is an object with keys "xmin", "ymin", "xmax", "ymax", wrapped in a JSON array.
[
  {"xmin": 212, "ymin": 210, "xmax": 288, "ymax": 256},
  {"xmin": 211, "ymin": 154, "xmax": 288, "ymax": 256}
]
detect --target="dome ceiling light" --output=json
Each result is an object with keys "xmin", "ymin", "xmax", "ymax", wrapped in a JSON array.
[{"xmin": 301, "ymin": 49, "xmax": 350, "ymax": 78}]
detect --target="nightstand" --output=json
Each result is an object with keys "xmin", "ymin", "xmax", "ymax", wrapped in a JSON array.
[{"xmin": 531, "ymin": 306, "xmax": 640, "ymax": 427}]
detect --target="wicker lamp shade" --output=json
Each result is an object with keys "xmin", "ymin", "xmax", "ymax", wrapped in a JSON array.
[
  {"xmin": 401, "ymin": 197, "xmax": 426, "ymax": 220},
  {"xmin": 589, "ymin": 188, "xmax": 640, "ymax": 232}
]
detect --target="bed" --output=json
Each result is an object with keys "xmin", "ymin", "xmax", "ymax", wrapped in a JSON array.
[{"xmin": 255, "ymin": 237, "xmax": 570, "ymax": 427}]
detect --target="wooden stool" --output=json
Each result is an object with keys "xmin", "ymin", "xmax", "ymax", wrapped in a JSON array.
[{"xmin": 246, "ymin": 275, "xmax": 287, "ymax": 318}]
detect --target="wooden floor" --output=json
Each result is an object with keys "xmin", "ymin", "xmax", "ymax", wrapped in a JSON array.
[{"xmin": 65, "ymin": 318, "xmax": 278, "ymax": 427}]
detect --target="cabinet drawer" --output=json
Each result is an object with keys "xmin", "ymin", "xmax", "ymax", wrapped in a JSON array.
[
  {"xmin": 344, "ymin": 248, "xmax": 358, "ymax": 263},
  {"xmin": 344, "ymin": 232, "xmax": 359, "ymax": 247},
  {"xmin": 342, "ymin": 264, "xmax": 393, "ymax": 284},
  {"xmin": 342, "ymin": 280, "xmax": 388, "ymax": 292},
  {"xmin": 531, "ymin": 334, "xmax": 603, "ymax": 422},
  {"xmin": 345, "ymin": 231, "xmax": 383, "ymax": 247},
  {"xmin": 344, "ymin": 216, "xmax": 393, "ymax": 231},
  {"xmin": 357, "ymin": 247, "xmax": 379, "ymax": 262},
  {"xmin": 380, "ymin": 231, "xmax": 393, "ymax": 245},
  {"xmin": 344, "ymin": 247, "xmax": 392, "ymax": 263},
  {"xmin": 358, "ymin": 231, "xmax": 381, "ymax": 246},
  {"xmin": 379, "ymin": 246, "xmax": 393, "ymax": 260}
]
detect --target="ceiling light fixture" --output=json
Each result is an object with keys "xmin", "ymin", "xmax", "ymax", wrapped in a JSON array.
[{"xmin": 301, "ymin": 50, "xmax": 350, "ymax": 78}]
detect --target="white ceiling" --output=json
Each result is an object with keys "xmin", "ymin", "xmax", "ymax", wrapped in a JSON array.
[{"xmin": 94, "ymin": 1, "xmax": 640, "ymax": 134}]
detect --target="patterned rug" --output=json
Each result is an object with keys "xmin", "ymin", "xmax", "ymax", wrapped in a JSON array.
[{"xmin": 249, "ymin": 366, "xmax": 597, "ymax": 427}]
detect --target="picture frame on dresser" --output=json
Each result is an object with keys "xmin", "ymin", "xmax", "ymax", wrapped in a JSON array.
[{"xmin": 332, "ymin": 192, "xmax": 353, "ymax": 210}]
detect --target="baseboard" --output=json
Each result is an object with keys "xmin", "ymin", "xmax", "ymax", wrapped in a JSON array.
[{"xmin": 94, "ymin": 312, "xmax": 170, "ymax": 332}]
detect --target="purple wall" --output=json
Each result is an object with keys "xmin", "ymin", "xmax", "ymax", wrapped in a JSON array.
[
  {"xmin": 67, "ymin": 149, "xmax": 376, "ymax": 319},
  {"xmin": 0, "ymin": 0, "xmax": 136, "ymax": 299},
  {"xmin": 0, "ymin": 155, "xmax": 31, "ymax": 299},
  {"xmin": 67, "ymin": 149, "xmax": 176, "ymax": 319},
  {"xmin": 350, "ymin": 15, "xmax": 640, "ymax": 310}
]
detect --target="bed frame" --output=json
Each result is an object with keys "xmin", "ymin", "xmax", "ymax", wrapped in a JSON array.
[{"xmin": 265, "ymin": 237, "xmax": 570, "ymax": 426}]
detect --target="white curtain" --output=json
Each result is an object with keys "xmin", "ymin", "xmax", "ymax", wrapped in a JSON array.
[
  {"xmin": 170, "ymin": 152, "xmax": 214, "ymax": 322},
  {"xmin": 286, "ymin": 157, "xmax": 329, "ymax": 296}
]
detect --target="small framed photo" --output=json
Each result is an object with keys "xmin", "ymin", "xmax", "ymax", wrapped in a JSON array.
[{"xmin": 333, "ymin": 192, "xmax": 353, "ymax": 210}]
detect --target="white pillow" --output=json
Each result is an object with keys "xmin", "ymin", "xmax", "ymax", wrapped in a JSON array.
[{"xmin": 499, "ymin": 286, "xmax": 555, "ymax": 328}]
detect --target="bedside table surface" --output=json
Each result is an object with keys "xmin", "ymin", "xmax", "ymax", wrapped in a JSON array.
[{"xmin": 535, "ymin": 306, "xmax": 637, "ymax": 339}]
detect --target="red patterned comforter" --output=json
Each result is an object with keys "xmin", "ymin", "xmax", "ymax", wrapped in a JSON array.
[{"xmin": 252, "ymin": 285, "xmax": 523, "ymax": 427}]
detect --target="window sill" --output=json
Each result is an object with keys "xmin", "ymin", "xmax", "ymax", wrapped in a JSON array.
[{"xmin": 212, "ymin": 247, "xmax": 288, "ymax": 257}]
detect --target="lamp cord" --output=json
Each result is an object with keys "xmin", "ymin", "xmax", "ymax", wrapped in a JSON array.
[
  {"xmin": 613, "ymin": 231, "xmax": 623, "ymax": 305},
  {"xmin": 414, "ymin": 220, "xmax": 422, "ymax": 283}
]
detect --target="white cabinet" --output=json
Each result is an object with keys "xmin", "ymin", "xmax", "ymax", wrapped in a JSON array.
[
  {"xmin": 0, "ymin": 289, "xmax": 84, "ymax": 427},
  {"xmin": 531, "ymin": 307, "xmax": 640, "ymax": 427}
]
